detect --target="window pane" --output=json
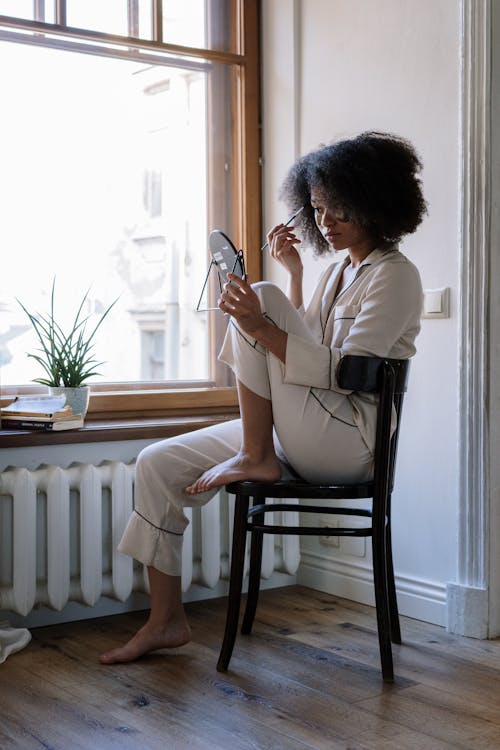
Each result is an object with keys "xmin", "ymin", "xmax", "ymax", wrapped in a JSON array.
[
  {"xmin": 0, "ymin": 41, "xmax": 238, "ymax": 387},
  {"xmin": 163, "ymin": 0, "xmax": 204, "ymax": 48},
  {"xmin": 163, "ymin": 0, "xmax": 237, "ymax": 54},
  {"xmin": 0, "ymin": 1, "xmax": 33, "ymax": 20},
  {"xmin": 138, "ymin": 0, "xmax": 152, "ymax": 40},
  {"xmin": 66, "ymin": 1, "xmax": 129, "ymax": 36}
]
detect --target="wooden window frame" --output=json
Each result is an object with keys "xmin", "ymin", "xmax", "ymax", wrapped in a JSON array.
[{"xmin": 0, "ymin": 1, "xmax": 262, "ymax": 423}]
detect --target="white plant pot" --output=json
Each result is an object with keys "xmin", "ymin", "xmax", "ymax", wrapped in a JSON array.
[{"xmin": 48, "ymin": 386, "xmax": 90, "ymax": 417}]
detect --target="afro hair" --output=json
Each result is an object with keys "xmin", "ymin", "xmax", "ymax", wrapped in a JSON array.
[{"xmin": 279, "ymin": 131, "xmax": 427, "ymax": 256}]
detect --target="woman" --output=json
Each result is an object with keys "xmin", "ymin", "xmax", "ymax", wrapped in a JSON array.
[{"xmin": 99, "ymin": 131, "xmax": 426, "ymax": 664}]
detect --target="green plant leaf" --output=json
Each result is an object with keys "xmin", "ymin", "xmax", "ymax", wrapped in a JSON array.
[{"xmin": 17, "ymin": 277, "xmax": 119, "ymax": 388}]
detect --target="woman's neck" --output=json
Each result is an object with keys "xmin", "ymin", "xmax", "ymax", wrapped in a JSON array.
[{"xmin": 347, "ymin": 242, "xmax": 377, "ymax": 268}]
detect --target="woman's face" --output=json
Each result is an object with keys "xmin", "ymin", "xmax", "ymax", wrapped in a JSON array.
[{"xmin": 310, "ymin": 186, "xmax": 375, "ymax": 256}]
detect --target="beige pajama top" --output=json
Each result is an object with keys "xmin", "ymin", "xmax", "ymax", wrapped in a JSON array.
[{"xmin": 284, "ymin": 246, "xmax": 423, "ymax": 451}]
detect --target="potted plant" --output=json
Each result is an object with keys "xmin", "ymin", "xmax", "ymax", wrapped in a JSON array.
[{"xmin": 17, "ymin": 279, "xmax": 118, "ymax": 417}]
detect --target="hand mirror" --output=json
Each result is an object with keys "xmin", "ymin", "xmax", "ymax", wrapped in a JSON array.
[
  {"xmin": 208, "ymin": 230, "xmax": 245, "ymax": 284},
  {"xmin": 195, "ymin": 230, "xmax": 246, "ymax": 312}
]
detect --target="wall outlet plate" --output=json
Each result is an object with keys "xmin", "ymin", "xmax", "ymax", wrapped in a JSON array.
[{"xmin": 319, "ymin": 521, "xmax": 340, "ymax": 547}]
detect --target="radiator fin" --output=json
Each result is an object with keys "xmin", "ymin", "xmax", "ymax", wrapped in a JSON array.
[{"xmin": 0, "ymin": 462, "xmax": 300, "ymax": 616}]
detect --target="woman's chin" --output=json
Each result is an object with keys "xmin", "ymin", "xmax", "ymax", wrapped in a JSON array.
[{"xmin": 329, "ymin": 239, "xmax": 348, "ymax": 252}]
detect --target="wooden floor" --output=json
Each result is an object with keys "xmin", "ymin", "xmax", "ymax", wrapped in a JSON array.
[{"xmin": 1, "ymin": 586, "xmax": 500, "ymax": 750}]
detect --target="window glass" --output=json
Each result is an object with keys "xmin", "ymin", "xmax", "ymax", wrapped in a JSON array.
[
  {"xmin": 0, "ymin": 40, "xmax": 238, "ymax": 387},
  {"xmin": 138, "ymin": 0, "xmax": 153, "ymax": 41},
  {"xmin": 0, "ymin": 1, "xmax": 32, "ymax": 20},
  {"xmin": 66, "ymin": 1, "xmax": 129, "ymax": 36},
  {"xmin": 163, "ymin": 0, "xmax": 237, "ymax": 53},
  {"xmin": 163, "ymin": 0, "xmax": 205, "ymax": 48}
]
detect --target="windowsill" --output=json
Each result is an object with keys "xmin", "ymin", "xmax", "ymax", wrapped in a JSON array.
[
  {"xmin": 0, "ymin": 386, "xmax": 240, "ymax": 447},
  {"xmin": 0, "ymin": 410, "xmax": 240, "ymax": 447}
]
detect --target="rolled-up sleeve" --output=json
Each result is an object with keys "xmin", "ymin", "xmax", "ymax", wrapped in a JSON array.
[{"xmin": 284, "ymin": 333, "xmax": 349, "ymax": 393}]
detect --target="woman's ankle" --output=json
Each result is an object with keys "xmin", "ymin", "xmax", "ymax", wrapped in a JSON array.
[{"xmin": 238, "ymin": 446, "xmax": 279, "ymax": 465}]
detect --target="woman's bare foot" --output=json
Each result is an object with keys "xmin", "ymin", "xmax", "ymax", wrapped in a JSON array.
[
  {"xmin": 99, "ymin": 616, "xmax": 191, "ymax": 665},
  {"xmin": 185, "ymin": 452, "xmax": 281, "ymax": 495}
]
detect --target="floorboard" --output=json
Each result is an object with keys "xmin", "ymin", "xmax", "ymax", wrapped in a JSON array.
[{"xmin": 1, "ymin": 586, "xmax": 499, "ymax": 750}]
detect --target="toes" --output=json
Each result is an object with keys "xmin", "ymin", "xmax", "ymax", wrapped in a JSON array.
[
  {"xmin": 185, "ymin": 476, "xmax": 212, "ymax": 494},
  {"xmin": 99, "ymin": 652, "xmax": 116, "ymax": 664}
]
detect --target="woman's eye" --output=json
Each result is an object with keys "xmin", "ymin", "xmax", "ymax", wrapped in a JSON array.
[
  {"xmin": 312, "ymin": 205, "xmax": 350, "ymax": 222},
  {"xmin": 335, "ymin": 210, "xmax": 350, "ymax": 222}
]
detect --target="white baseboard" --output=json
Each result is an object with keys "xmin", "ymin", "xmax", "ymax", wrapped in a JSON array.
[
  {"xmin": 446, "ymin": 583, "xmax": 489, "ymax": 638},
  {"xmin": 297, "ymin": 551, "xmax": 447, "ymax": 627}
]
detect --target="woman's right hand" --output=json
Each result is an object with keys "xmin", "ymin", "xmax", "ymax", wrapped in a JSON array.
[{"xmin": 267, "ymin": 223, "xmax": 303, "ymax": 277}]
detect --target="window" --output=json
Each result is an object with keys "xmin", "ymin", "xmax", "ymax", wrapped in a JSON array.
[
  {"xmin": 141, "ymin": 329, "xmax": 165, "ymax": 380},
  {"xmin": 0, "ymin": 1, "xmax": 261, "ymax": 416}
]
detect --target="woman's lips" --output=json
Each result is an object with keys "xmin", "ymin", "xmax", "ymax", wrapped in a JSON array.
[{"xmin": 325, "ymin": 231, "xmax": 340, "ymax": 242}]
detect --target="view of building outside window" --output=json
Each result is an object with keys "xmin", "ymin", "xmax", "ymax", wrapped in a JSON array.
[{"xmin": 0, "ymin": 5, "xmax": 217, "ymax": 388}]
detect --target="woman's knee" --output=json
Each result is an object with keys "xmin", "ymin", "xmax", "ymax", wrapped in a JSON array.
[
  {"xmin": 252, "ymin": 281, "xmax": 285, "ymax": 298},
  {"xmin": 251, "ymin": 281, "xmax": 307, "ymax": 335},
  {"xmin": 135, "ymin": 437, "xmax": 183, "ymax": 487},
  {"xmin": 252, "ymin": 281, "xmax": 291, "ymax": 317},
  {"xmin": 136, "ymin": 441, "xmax": 164, "ymax": 474}
]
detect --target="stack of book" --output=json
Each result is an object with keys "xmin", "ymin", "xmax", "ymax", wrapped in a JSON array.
[{"xmin": 0, "ymin": 395, "xmax": 84, "ymax": 431}]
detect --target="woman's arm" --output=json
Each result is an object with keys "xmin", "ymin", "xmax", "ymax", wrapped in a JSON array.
[
  {"xmin": 284, "ymin": 259, "xmax": 423, "ymax": 392},
  {"xmin": 222, "ymin": 257, "xmax": 422, "ymax": 386},
  {"xmin": 218, "ymin": 219, "xmax": 305, "ymax": 359},
  {"xmin": 219, "ymin": 274, "xmax": 288, "ymax": 363},
  {"xmin": 267, "ymin": 223, "xmax": 304, "ymax": 309},
  {"xmin": 287, "ymin": 270, "xmax": 304, "ymax": 311}
]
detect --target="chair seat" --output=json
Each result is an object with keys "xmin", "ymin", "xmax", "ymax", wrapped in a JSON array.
[{"xmin": 226, "ymin": 478, "xmax": 376, "ymax": 499}]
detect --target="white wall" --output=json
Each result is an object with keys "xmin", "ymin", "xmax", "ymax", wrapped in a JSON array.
[
  {"xmin": 489, "ymin": 1, "xmax": 500, "ymax": 633},
  {"xmin": 261, "ymin": 0, "xmax": 462, "ymax": 625}
]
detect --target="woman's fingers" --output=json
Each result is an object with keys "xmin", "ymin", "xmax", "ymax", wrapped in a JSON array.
[
  {"xmin": 218, "ymin": 274, "xmax": 264, "ymax": 334},
  {"xmin": 267, "ymin": 224, "xmax": 301, "ymax": 260},
  {"xmin": 268, "ymin": 224, "xmax": 295, "ymax": 245},
  {"xmin": 225, "ymin": 273, "xmax": 251, "ymax": 295},
  {"xmin": 218, "ymin": 274, "xmax": 247, "ymax": 310}
]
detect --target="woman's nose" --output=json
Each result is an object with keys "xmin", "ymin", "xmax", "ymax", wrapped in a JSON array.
[{"xmin": 320, "ymin": 207, "xmax": 335, "ymax": 227}]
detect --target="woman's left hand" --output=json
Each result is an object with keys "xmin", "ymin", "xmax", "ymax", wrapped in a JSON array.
[{"xmin": 219, "ymin": 274, "xmax": 265, "ymax": 336}]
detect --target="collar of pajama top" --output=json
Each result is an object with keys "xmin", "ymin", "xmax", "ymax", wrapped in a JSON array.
[{"xmin": 318, "ymin": 246, "xmax": 397, "ymax": 342}]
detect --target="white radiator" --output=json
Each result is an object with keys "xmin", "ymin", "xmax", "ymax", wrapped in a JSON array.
[{"xmin": 0, "ymin": 462, "xmax": 300, "ymax": 617}]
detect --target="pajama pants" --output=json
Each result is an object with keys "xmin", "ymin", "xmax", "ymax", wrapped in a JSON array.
[{"xmin": 118, "ymin": 282, "xmax": 373, "ymax": 576}]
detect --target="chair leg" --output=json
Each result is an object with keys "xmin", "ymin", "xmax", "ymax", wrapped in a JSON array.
[
  {"xmin": 385, "ymin": 500, "xmax": 402, "ymax": 644},
  {"xmin": 372, "ymin": 502, "xmax": 394, "ymax": 682},
  {"xmin": 241, "ymin": 505, "xmax": 264, "ymax": 634},
  {"xmin": 217, "ymin": 494, "xmax": 249, "ymax": 672}
]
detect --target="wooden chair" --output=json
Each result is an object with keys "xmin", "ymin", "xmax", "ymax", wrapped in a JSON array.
[{"xmin": 217, "ymin": 354, "xmax": 410, "ymax": 682}]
